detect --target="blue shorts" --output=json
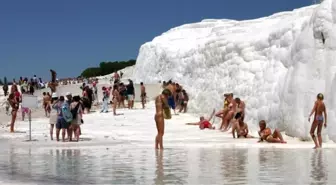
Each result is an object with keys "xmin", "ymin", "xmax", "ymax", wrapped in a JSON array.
[
  {"xmin": 168, "ymin": 96, "xmax": 176, "ymax": 109},
  {"xmin": 316, "ymin": 115, "xmax": 324, "ymax": 122},
  {"xmin": 56, "ymin": 118, "xmax": 70, "ymax": 129}
]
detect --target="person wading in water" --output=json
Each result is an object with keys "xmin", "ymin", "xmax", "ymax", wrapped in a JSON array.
[{"xmin": 154, "ymin": 89, "xmax": 171, "ymax": 150}]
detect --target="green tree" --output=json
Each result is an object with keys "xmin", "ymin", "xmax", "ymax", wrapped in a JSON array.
[{"xmin": 81, "ymin": 59, "xmax": 136, "ymax": 78}]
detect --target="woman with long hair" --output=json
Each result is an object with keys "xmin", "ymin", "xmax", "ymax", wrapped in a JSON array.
[{"xmin": 8, "ymin": 93, "xmax": 19, "ymax": 133}]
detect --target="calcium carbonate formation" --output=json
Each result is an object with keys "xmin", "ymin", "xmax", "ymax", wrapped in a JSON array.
[{"xmin": 133, "ymin": 0, "xmax": 336, "ymax": 141}]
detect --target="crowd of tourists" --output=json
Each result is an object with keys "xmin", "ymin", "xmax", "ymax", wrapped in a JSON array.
[{"xmin": 1, "ymin": 73, "xmax": 327, "ymax": 149}]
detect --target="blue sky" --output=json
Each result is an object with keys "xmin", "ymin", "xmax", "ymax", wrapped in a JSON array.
[{"xmin": 0, "ymin": 0, "xmax": 312, "ymax": 81}]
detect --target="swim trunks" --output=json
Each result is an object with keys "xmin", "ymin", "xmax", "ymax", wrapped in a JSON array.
[
  {"xmin": 316, "ymin": 115, "xmax": 324, "ymax": 122},
  {"xmin": 168, "ymin": 96, "xmax": 176, "ymax": 109},
  {"xmin": 203, "ymin": 121, "xmax": 211, "ymax": 128},
  {"xmin": 56, "ymin": 118, "xmax": 69, "ymax": 129},
  {"xmin": 127, "ymin": 95, "xmax": 134, "ymax": 101}
]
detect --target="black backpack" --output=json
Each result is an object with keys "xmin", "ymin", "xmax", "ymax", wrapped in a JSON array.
[{"xmin": 71, "ymin": 103, "xmax": 81, "ymax": 120}]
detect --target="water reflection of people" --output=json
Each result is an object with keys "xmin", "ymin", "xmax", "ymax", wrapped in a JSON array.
[
  {"xmin": 154, "ymin": 150, "xmax": 164, "ymax": 185},
  {"xmin": 310, "ymin": 150, "xmax": 327, "ymax": 184},
  {"xmin": 258, "ymin": 149, "xmax": 284, "ymax": 184},
  {"xmin": 220, "ymin": 148, "xmax": 248, "ymax": 184}
]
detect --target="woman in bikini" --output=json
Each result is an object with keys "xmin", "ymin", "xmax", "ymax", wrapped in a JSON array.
[
  {"xmin": 258, "ymin": 120, "xmax": 286, "ymax": 143},
  {"xmin": 8, "ymin": 93, "xmax": 19, "ymax": 133},
  {"xmin": 154, "ymin": 89, "xmax": 171, "ymax": 149}
]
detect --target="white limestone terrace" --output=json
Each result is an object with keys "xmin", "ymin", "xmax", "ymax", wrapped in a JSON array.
[{"xmin": 133, "ymin": 0, "xmax": 336, "ymax": 141}]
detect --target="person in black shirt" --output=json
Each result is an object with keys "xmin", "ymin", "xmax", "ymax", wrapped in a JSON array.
[{"xmin": 126, "ymin": 80, "xmax": 135, "ymax": 109}]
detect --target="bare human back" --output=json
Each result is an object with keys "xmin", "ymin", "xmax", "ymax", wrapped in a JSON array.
[{"xmin": 315, "ymin": 100, "xmax": 326, "ymax": 116}]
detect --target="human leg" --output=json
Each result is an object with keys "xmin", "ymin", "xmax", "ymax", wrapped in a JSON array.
[
  {"xmin": 50, "ymin": 124, "xmax": 54, "ymax": 140},
  {"xmin": 317, "ymin": 121, "xmax": 323, "ymax": 148},
  {"xmin": 155, "ymin": 115, "xmax": 165, "ymax": 149},
  {"xmin": 62, "ymin": 128, "xmax": 66, "ymax": 142},
  {"xmin": 67, "ymin": 123, "xmax": 72, "ymax": 141},
  {"xmin": 272, "ymin": 129, "xmax": 286, "ymax": 143},
  {"xmin": 223, "ymin": 111, "xmax": 234, "ymax": 131},
  {"xmin": 310, "ymin": 121, "xmax": 319, "ymax": 148},
  {"xmin": 10, "ymin": 110, "xmax": 17, "ymax": 133},
  {"xmin": 56, "ymin": 120, "xmax": 61, "ymax": 141},
  {"xmin": 21, "ymin": 109, "xmax": 25, "ymax": 121}
]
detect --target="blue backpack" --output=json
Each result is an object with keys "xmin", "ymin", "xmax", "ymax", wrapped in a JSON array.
[{"xmin": 61, "ymin": 102, "xmax": 73, "ymax": 122}]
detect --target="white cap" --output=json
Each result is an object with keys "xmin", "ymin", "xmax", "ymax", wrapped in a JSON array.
[
  {"xmin": 66, "ymin": 92, "xmax": 72, "ymax": 96},
  {"xmin": 52, "ymin": 93, "xmax": 57, "ymax": 98}
]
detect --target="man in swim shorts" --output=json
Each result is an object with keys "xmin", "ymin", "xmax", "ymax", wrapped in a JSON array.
[
  {"xmin": 154, "ymin": 89, "xmax": 171, "ymax": 150},
  {"xmin": 258, "ymin": 120, "xmax": 286, "ymax": 143},
  {"xmin": 308, "ymin": 93, "xmax": 327, "ymax": 149},
  {"xmin": 232, "ymin": 113, "xmax": 254, "ymax": 138},
  {"xmin": 186, "ymin": 109, "xmax": 216, "ymax": 130}
]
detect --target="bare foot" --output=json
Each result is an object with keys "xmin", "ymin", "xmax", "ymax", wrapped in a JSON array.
[
  {"xmin": 313, "ymin": 146, "xmax": 319, "ymax": 149},
  {"xmin": 281, "ymin": 141, "xmax": 287, "ymax": 144}
]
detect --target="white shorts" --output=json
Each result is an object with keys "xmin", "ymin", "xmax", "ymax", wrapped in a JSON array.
[{"xmin": 127, "ymin": 95, "xmax": 134, "ymax": 101}]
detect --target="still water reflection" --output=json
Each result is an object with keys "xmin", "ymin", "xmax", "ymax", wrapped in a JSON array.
[{"xmin": 0, "ymin": 147, "xmax": 335, "ymax": 184}]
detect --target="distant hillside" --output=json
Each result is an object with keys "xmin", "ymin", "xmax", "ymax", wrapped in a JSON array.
[{"xmin": 81, "ymin": 59, "xmax": 136, "ymax": 78}]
